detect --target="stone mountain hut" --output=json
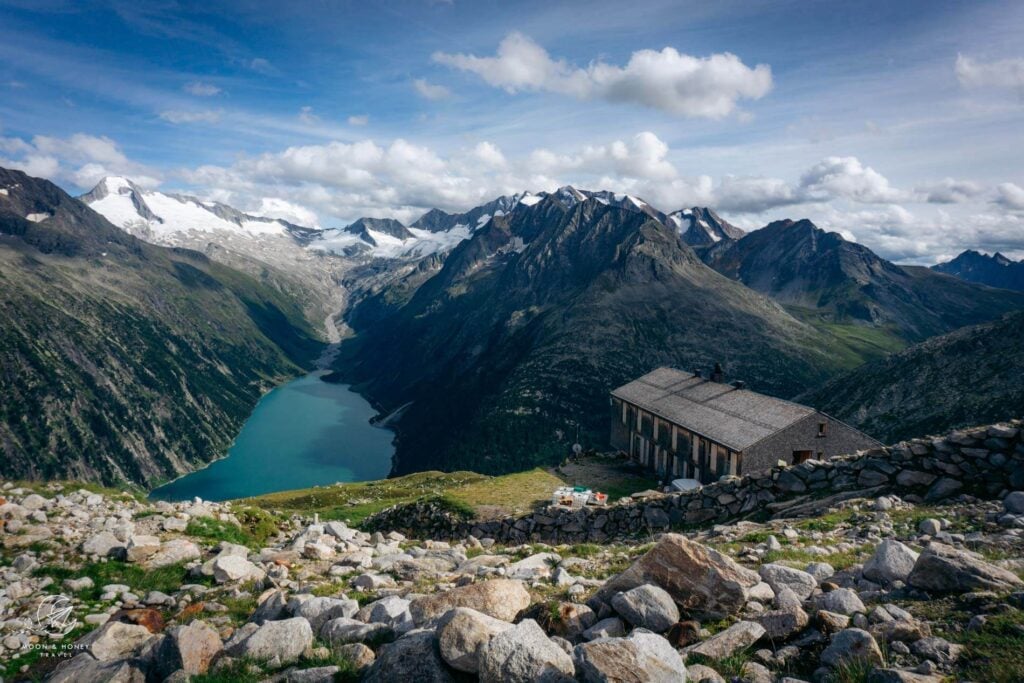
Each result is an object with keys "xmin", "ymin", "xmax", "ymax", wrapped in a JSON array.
[{"xmin": 610, "ymin": 366, "xmax": 880, "ymax": 484}]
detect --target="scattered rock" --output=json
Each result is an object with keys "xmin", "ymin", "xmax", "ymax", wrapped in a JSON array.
[
  {"xmin": 478, "ymin": 619, "xmax": 575, "ymax": 683},
  {"xmin": 610, "ymin": 584, "xmax": 680, "ymax": 632},
  {"xmin": 908, "ymin": 542, "xmax": 1024, "ymax": 592}
]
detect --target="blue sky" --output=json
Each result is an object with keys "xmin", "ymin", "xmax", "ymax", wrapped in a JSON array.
[{"xmin": 1, "ymin": 0, "xmax": 1023, "ymax": 262}]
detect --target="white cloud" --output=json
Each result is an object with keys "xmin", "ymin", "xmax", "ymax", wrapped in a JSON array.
[
  {"xmin": 347, "ymin": 114, "xmax": 369, "ymax": 126},
  {"xmin": 995, "ymin": 182, "xmax": 1024, "ymax": 211},
  {"xmin": 298, "ymin": 106, "xmax": 319, "ymax": 124},
  {"xmin": 247, "ymin": 57, "xmax": 277, "ymax": 75},
  {"xmin": 469, "ymin": 141, "xmax": 506, "ymax": 169},
  {"xmin": 714, "ymin": 176, "xmax": 798, "ymax": 213},
  {"xmin": 433, "ymin": 32, "xmax": 772, "ymax": 118},
  {"xmin": 799, "ymin": 156, "xmax": 907, "ymax": 203},
  {"xmin": 413, "ymin": 78, "xmax": 451, "ymax": 100},
  {"xmin": 183, "ymin": 81, "xmax": 221, "ymax": 96},
  {"xmin": 0, "ymin": 132, "xmax": 161, "ymax": 188},
  {"xmin": 250, "ymin": 197, "xmax": 320, "ymax": 227},
  {"xmin": 159, "ymin": 109, "xmax": 222, "ymax": 124},
  {"xmin": 955, "ymin": 54, "xmax": 1024, "ymax": 92},
  {"xmin": 917, "ymin": 178, "xmax": 985, "ymax": 204}
]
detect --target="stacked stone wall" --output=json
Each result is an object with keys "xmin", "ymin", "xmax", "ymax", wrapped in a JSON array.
[{"xmin": 363, "ymin": 420, "xmax": 1024, "ymax": 543}]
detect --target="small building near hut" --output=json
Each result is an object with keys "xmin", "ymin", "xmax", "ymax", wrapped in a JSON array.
[{"xmin": 610, "ymin": 366, "xmax": 880, "ymax": 484}]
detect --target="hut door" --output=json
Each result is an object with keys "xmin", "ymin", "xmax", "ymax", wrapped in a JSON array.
[{"xmin": 698, "ymin": 438, "xmax": 711, "ymax": 484}]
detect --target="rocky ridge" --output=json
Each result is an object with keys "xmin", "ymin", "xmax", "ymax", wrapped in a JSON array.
[{"xmin": 2, "ymin": 423, "xmax": 1023, "ymax": 682}]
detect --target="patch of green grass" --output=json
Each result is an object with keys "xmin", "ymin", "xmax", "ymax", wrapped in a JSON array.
[
  {"xmin": 762, "ymin": 546, "xmax": 869, "ymax": 570},
  {"xmin": 430, "ymin": 494, "xmax": 477, "ymax": 520},
  {"xmin": 563, "ymin": 543, "xmax": 602, "ymax": 558},
  {"xmin": 823, "ymin": 657, "xmax": 876, "ymax": 683},
  {"xmin": 685, "ymin": 648, "xmax": 751, "ymax": 678},
  {"xmin": 186, "ymin": 517, "xmax": 252, "ymax": 547},
  {"xmin": 956, "ymin": 611, "xmax": 1024, "ymax": 683},
  {"xmin": 738, "ymin": 530, "xmax": 780, "ymax": 544},
  {"xmin": 233, "ymin": 507, "xmax": 284, "ymax": 547},
  {"xmin": 34, "ymin": 560, "xmax": 198, "ymax": 601},
  {"xmin": 794, "ymin": 510, "xmax": 858, "ymax": 532}
]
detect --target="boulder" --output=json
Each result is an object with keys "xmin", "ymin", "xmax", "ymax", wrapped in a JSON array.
[
  {"xmin": 357, "ymin": 595, "xmax": 414, "ymax": 635},
  {"xmin": 863, "ymin": 540, "xmax": 919, "ymax": 585},
  {"xmin": 147, "ymin": 539, "xmax": 201, "ymax": 568},
  {"xmin": 505, "ymin": 553, "xmax": 560, "ymax": 581},
  {"xmin": 48, "ymin": 653, "xmax": 148, "ymax": 683},
  {"xmin": 610, "ymin": 584, "xmax": 680, "ymax": 632},
  {"xmin": 320, "ymin": 618, "xmax": 392, "ymax": 645},
  {"xmin": 685, "ymin": 621, "xmax": 765, "ymax": 660},
  {"xmin": 687, "ymin": 663, "xmax": 725, "ymax": 682},
  {"xmin": 294, "ymin": 597, "xmax": 358, "ymax": 634},
  {"xmin": 79, "ymin": 621, "xmax": 154, "ymax": 661},
  {"xmin": 334, "ymin": 642, "xmax": 375, "ymax": 672},
  {"xmin": 478, "ymin": 619, "xmax": 575, "ymax": 683},
  {"xmin": 249, "ymin": 589, "xmax": 289, "ymax": 625},
  {"xmin": 437, "ymin": 607, "xmax": 513, "ymax": 673},
  {"xmin": 911, "ymin": 636, "xmax": 964, "ymax": 664},
  {"xmin": 819, "ymin": 588, "xmax": 866, "ymax": 616},
  {"xmin": 917, "ymin": 519, "xmax": 942, "ymax": 536},
  {"xmin": 410, "ymin": 579, "xmax": 530, "ymax": 625},
  {"xmin": 820, "ymin": 628, "xmax": 883, "ymax": 668},
  {"xmin": 574, "ymin": 629, "xmax": 687, "ymax": 683},
  {"xmin": 125, "ymin": 535, "xmax": 161, "ymax": 563},
  {"xmin": 81, "ymin": 531, "xmax": 124, "ymax": 558},
  {"xmin": 155, "ymin": 619, "xmax": 223, "ymax": 676},
  {"xmin": 907, "ymin": 542, "xmax": 1024, "ymax": 592},
  {"xmin": 363, "ymin": 630, "xmax": 455, "ymax": 683},
  {"xmin": 1004, "ymin": 491, "xmax": 1024, "ymax": 515},
  {"xmin": 596, "ymin": 534, "xmax": 760, "ymax": 618},
  {"xmin": 581, "ymin": 617, "xmax": 627, "ymax": 641},
  {"xmin": 754, "ymin": 606, "xmax": 809, "ymax": 640},
  {"xmin": 226, "ymin": 616, "xmax": 312, "ymax": 664},
  {"xmin": 758, "ymin": 564, "xmax": 817, "ymax": 601},
  {"xmin": 211, "ymin": 555, "xmax": 264, "ymax": 584}
]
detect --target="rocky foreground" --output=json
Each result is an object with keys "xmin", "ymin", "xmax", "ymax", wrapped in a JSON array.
[{"xmin": 2, "ymin": 480, "xmax": 1024, "ymax": 682}]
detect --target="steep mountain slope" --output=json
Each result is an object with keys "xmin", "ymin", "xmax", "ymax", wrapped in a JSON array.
[
  {"xmin": 334, "ymin": 192, "xmax": 844, "ymax": 476},
  {"xmin": 668, "ymin": 206, "xmax": 745, "ymax": 245},
  {"xmin": 801, "ymin": 311, "xmax": 1024, "ymax": 443},
  {"xmin": 933, "ymin": 249, "xmax": 1024, "ymax": 292},
  {"xmin": 82, "ymin": 177, "xmax": 347, "ymax": 337},
  {"xmin": 0, "ymin": 167, "xmax": 322, "ymax": 486},
  {"xmin": 700, "ymin": 218, "xmax": 1024, "ymax": 351}
]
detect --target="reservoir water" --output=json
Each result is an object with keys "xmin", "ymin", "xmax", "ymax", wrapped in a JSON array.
[{"xmin": 150, "ymin": 371, "xmax": 394, "ymax": 502}]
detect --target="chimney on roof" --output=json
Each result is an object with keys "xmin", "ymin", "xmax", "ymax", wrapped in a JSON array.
[
  {"xmin": 692, "ymin": 368, "xmax": 702, "ymax": 379},
  {"xmin": 732, "ymin": 380, "xmax": 746, "ymax": 390},
  {"xmin": 710, "ymin": 363, "xmax": 724, "ymax": 383}
]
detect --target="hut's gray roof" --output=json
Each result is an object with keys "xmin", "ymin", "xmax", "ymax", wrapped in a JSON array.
[{"xmin": 611, "ymin": 367, "xmax": 816, "ymax": 451}]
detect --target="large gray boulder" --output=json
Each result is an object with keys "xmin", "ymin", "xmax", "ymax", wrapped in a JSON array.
[
  {"xmin": 146, "ymin": 539, "xmax": 201, "ymax": 568},
  {"xmin": 154, "ymin": 619, "xmax": 223, "ymax": 677},
  {"xmin": 410, "ymin": 579, "xmax": 530, "ymax": 625},
  {"xmin": 819, "ymin": 588, "xmax": 866, "ymax": 616},
  {"xmin": 908, "ymin": 542, "xmax": 1024, "ymax": 592},
  {"xmin": 758, "ymin": 564, "xmax": 817, "ymax": 601},
  {"xmin": 294, "ymin": 596, "xmax": 358, "ymax": 634},
  {"xmin": 754, "ymin": 606, "xmax": 809, "ymax": 640},
  {"xmin": 357, "ymin": 595, "xmax": 414, "ymax": 635},
  {"xmin": 596, "ymin": 534, "xmax": 759, "ymax": 618},
  {"xmin": 225, "ymin": 616, "xmax": 312, "ymax": 664},
  {"xmin": 437, "ymin": 607, "xmax": 513, "ymax": 673},
  {"xmin": 685, "ymin": 621, "xmax": 765, "ymax": 660},
  {"xmin": 863, "ymin": 540, "xmax": 919, "ymax": 585},
  {"xmin": 321, "ymin": 617, "xmax": 392, "ymax": 645},
  {"xmin": 81, "ymin": 531, "xmax": 125, "ymax": 558},
  {"xmin": 363, "ymin": 630, "xmax": 455, "ymax": 683},
  {"xmin": 48, "ymin": 653, "xmax": 148, "ymax": 683},
  {"xmin": 610, "ymin": 584, "xmax": 680, "ymax": 632},
  {"xmin": 79, "ymin": 621, "xmax": 155, "ymax": 661},
  {"xmin": 574, "ymin": 629, "xmax": 687, "ymax": 683},
  {"xmin": 820, "ymin": 628, "xmax": 884, "ymax": 668},
  {"xmin": 478, "ymin": 619, "xmax": 576, "ymax": 683}
]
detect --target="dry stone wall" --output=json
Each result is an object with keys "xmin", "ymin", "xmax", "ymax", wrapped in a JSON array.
[{"xmin": 363, "ymin": 420, "xmax": 1024, "ymax": 543}]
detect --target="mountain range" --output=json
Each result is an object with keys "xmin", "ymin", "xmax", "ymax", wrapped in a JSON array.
[
  {"xmin": 4, "ymin": 165, "xmax": 1023, "ymax": 486},
  {"xmin": 801, "ymin": 310, "xmax": 1024, "ymax": 443},
  {"xmin": 932, "ymin": 249, "xmax": 1024, "ymax": 292},
  {"xmin": 0, "ymin": 167, "xmax": 321, "ymax": 486},
  {"xmin": 698, "ymin": 218, "xmax": 1024, "ymax": 348}
]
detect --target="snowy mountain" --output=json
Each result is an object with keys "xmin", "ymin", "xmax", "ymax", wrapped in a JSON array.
[
  {"xmin": 81, "ymin": 177, "xmax": 314, "ymax": 244},
  {"xmin": 668, "ymin": 206, "xmax": 745, "ymax": 245},
  {"xmin": 82, "ymin": 177, "xmax": 348, "ymax": 339}
]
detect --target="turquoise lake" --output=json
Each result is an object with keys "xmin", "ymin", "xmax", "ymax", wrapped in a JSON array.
[{"xmin": 150, "ymin": 372, "xmax": 394, "ymax": 502}]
